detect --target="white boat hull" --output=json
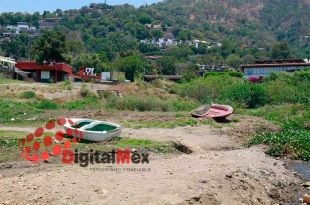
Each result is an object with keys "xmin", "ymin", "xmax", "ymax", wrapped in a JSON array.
[{"xmin": 63, "ymin": 118, "xmax": 121, "ymax": 142}]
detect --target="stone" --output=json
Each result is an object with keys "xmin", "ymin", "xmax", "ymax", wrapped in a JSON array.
[{"xmin": 225, "ymin": 174, "xmax": 233, "ymax": 179}]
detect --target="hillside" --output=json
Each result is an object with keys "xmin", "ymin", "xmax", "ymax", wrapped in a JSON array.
[
  {"xmin": 152, "ymin": 0, "xmax": 310, "ymax": 51},
  {"xmin": 0, "ymin": 0, "xmax": 309, "ymax": 70}
]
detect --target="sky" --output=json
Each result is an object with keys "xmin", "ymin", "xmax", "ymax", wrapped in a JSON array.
[{"xmin": 0, "ymin": 0, "xmax": 162, "ymax": 13}]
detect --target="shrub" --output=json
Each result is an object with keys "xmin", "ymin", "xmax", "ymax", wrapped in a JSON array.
[
  {"xmin": 228, "ymin": 71, "xmax": 243, "ymax": 78},
  {"xmin": 62, "ymin": 96, "xmax": 100, "ymax": 110},
  {"xmin": 20, "ymin": 91, "xmax": 36, "ymax": 99},
  {"xmin": 35, "ymin": 99, "xmax": 58, "ymax": 110},
  {"xmin": 203, "ymin": 71, "xmax": 243, "ymax": 78},
  {"xmin": 166, "ymin": 98, "xmax": 197, "ymax": 111},
  {"xmin": 79, "ymin": 83, "xmax": 91, "ymax": 97},
  {"xmin": 264, "ymin": 81, "xmax": 297, "ymax": 104},
  {"xmin": 220, "ymin": 83, "xmax": 267, "ymax": 108},
  {"xmin": 172, "ymin": 76, "xmax": 242, "ymax": 103},
  {"xmin": 249, "ymin": 128, "xmax": 310, "ymax": 160},
  {"xmin": 0, "ymin": 100, "xmax": 40, "ymax": 121},
  {"xmin": 111, "ymin": 95, "xmax": 168, "ymax": 111},
  {"xmin": 263, "ymin": 70, "xmax": 310, "ymax": 104},
  {"xmin": 106, "ymin": 94, "xmax": 197, "ymax": 112},
  {"xmin": 61, "ymin": 79, "xmax": 72, "ymax": 91}
]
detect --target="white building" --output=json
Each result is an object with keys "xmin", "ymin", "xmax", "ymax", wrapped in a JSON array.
[{"xmin": 17, "ymin": 22, "xmax": 29, "ymax": 30}]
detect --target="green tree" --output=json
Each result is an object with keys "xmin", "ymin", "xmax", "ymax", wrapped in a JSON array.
[
  {"xmin": 32, "ymin": 30, "xmax": 68, "ymax": 63},
  {"xmin": 271, "ymin": 42, "xmax": 291, "ymax": 59},
  {"xmin": 70, "ymin": 52, "xmax": 107, "ymax": 73},
  {"xmin": 165, "ymin": 45, "xmax": 194, "ymax": 60},
  {"xmin": 225, "ymin": 54, "xmax": 241, "ymax": 68},
  {"xmin": 157, "ymin": 56, "xmax": 176, "ymax": 75},
  {"xmin": 139, "ymin": 14, "xmax": 152, "ymax": 24},
  {"xmin": 151, "ymin": 29, "xmax": 163, "ymax": 40},
  {"xmin": 1, "ymin": 33, "xmax": 30, "ymax": 60},
  {"xmin": 138, "ymin": 43, "xmax": 160, "ymax": 53},
  {"xmin": 221, "ymin": 38, "xmax": 238, "ymax": 58},
  {"xmin": 66, "ymin": 40, "xmax": 84, "ymax": 57},
  {"xmin": 111, "ymin": 55, "xmax": 145, "ymax": 81},
  {"xmin": 176, "ymin": 29, "xmax": 192, "ymax": 41}
]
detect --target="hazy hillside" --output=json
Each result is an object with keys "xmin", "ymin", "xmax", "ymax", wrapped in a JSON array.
[
  {"xmin": 151, "ymin": 0, "xmax": 310, "ymax": 52},
  {"xmin": 0, "ymin": 0, "xmax": 309, "ymax": 63}
]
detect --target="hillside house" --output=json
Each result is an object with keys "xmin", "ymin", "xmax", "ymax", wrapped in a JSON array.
[
  {"xmin": 39, "ymin": 18, "xmax": 58, "ymax": 29},
  {"xmin": 17, "ymin": 22, "xmax": 29, "ymax": 31}
]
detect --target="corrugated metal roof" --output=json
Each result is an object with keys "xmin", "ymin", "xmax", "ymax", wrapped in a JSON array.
[{"xmin": 240, "ymin": 63, "xmax": 310, "ymax": 68}]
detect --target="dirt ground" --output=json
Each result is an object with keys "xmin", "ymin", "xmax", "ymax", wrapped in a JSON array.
[
  {"xmin": 0, "ymin": 81, "xmax": 307, "ymax": 204},
  {"xmin": 0, "ymin": 116, "xmax": 305, "ymax": 205}
]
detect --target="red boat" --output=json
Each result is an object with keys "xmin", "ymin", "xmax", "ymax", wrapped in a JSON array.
[
  {"xmin": 205, "ymin": 104, "xmax": 233, "ymax": 119},
  {"xmin": 191, "ymin": 104, "xmax": 233, "ymax": 119}
]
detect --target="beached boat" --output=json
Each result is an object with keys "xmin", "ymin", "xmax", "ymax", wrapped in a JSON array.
[
  {"xmin": 63, "ymin": 118, "xmax": 121, "ymax": 142},
  {"xmin": 205, "ymin": 104, "xmax": 233, "ymax": 119},
  {"xmin": 190, "ymin": 104, "xmax": 211, "ymax": 117},
  {"xmin": 190, "ymin": 104, "xmax": 233, "ymax": 119}
]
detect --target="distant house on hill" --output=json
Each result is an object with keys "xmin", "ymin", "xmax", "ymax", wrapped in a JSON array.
[
  {"xmin": 17, "ymin": 22, "xmax": 29, "ymax": 31},
  {"xmin": 39, "ymin": 18, "xmax": 58, "ymax": 29},
  {"xmin": 240, "ymin": 59, "xmax": 310, "ymax": 79}
]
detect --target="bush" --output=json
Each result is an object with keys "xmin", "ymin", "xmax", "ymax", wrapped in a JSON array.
[
  {"xmin": 61, "ymin": 79, "xmax": 72, "ymax": 91},
  {"xmin": 0, "ymin": 100, "xmax": 40, "ymax": 121},
  {"xmin": 172, "ymin": 76, "xmax": 242, "ymax": 103},
  {"xmin": 264, "ymin": 81, "xmax": 297, "ymax": 104},
  {"xmin": 35, "ymin": 99, "xmax": 58, "ymax": 110},
  {"xmin": 62, "ymin": 96, "xmax": 100, "ymax": 110},
  {"xmin": 20, "ymin": 91, "xmax": 36, "ymax": 99},
  {"xmin": 249, "ymin": 128, "xmax": 310, "ymax": 160},
  {"xmin": 228, "ymin": 71, "xmax": 243, "ymax": 78},
  {"xmin": 106, "ymin": 94, "xmax": 197, "ymax": 112},
  {"xmin": 79, "ymin": 83, "xmax": 91, "ymax": 97},
  {"xmin": 108, "ymin": 95, "xmax": 168, "ymax": 111},
  {"xmin": 220, "ymin": 83, "xmax": 267, "ymax": 108},
  {"xmin": 203, "ymin": 71, "xmax": 243, "ymax": 78}
]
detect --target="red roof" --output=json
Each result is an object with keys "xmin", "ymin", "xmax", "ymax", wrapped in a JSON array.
[{"xmin": 16, "ymin": 61, "xmax": 73, "ymax": 74}]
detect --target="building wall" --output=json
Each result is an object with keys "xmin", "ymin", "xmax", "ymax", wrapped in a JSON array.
[{"xmin": 244, "ymin": 65, "xmax": 309, "ymax": 78}]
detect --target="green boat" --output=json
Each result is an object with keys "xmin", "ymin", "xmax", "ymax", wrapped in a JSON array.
[{"xmin": 63, "ymin": 118, "xmax": 121, "ymax": 142}]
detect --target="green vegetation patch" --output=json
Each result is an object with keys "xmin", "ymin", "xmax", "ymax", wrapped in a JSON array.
[
  {"xmin": 0, "ymin": 78, "xmax": 23, "ymax": 84},
  {"xmin": 0, "ymin": 130, "xmax": 28, "ymax": 162},
  {"xmin": 20, "ymin": 91, "xmax": 36, "ymax": 99},
  {"xmin": 245, "ymin": 104, "xmax": 309, "ymax": 129},
  {"xmin": 106, "ymin": 94, "xmax": 198, "ymax": 112},
  {"xmin": 248, "ymin": 129, "xmax": 310, "ymax": 161},
  {"xmin": 35, "ymin": 99, "xmax": 58, "ymax": 110},
  {"xmin": 0, "ymin": 100, "xmax": 41, "ymax": 122}
]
